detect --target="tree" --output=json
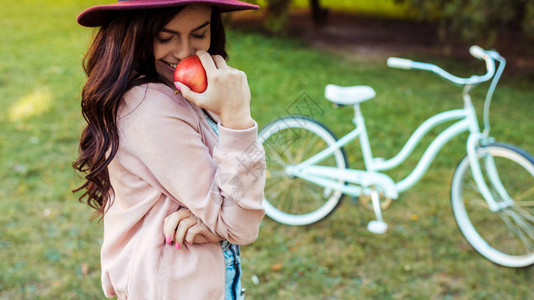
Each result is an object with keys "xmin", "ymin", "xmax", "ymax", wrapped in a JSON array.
[
  {"xmin": 263, "ymin": 0, "xmax": 292, "ymax": 33},
  {"xmin": 396, "ymin": 0, "xmax": 534, "ymax": 46},
  {"xmin": 256, "ymin": 0, "xmax": 328, "ymax": 33}
]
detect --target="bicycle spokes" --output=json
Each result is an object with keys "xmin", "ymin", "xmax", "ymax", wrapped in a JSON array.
[{"xmin": 452, "ymin": 144, "xmax": 534, "ymax": 266}]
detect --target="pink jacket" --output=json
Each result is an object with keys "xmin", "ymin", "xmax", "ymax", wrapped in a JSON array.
[{"xmin": 101, "ymin": 83, "xmax": 266, "ymax": 299}]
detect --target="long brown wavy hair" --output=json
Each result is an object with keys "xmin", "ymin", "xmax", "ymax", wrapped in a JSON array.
[{"xmin": 73, "ymin": 6, "xmax": 228, "ymax": 218}]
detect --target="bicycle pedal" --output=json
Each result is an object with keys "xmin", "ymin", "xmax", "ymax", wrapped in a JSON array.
[{"xmin": 367, "ymin": 220, "xmax": 388, "ymax": 234}]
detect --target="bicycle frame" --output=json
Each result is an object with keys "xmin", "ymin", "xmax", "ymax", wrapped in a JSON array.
[
  {"xmin": 261, "ymin": 46, "xmax": 533, "ymax": 265},
  {"xmin": 288, "ymin": 88, "xmax": 509, "ymax": 212},
  {"xmin": 288, "ymin": 101, "xmax": 472, "ymax": 199},
  {"xmin": 285, "ymin": 47, "xmax": 513, "ymax": 214}
]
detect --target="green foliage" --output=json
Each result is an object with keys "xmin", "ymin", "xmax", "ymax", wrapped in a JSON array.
[
  {"xmin": 248, "ymin": 0, "xmax": 292, "ymax": 33},
  {"xmin": 524, "ymin": 2, "xmax": 534, "ymax": 34},
  {"xmin": 265, "ymin": 0, "xmax": 292, "ymax": 33},
  {"xmin": 397, "ymin": 0, "xmax": 534, "ymax": 46},
  {"xmin": 254, "ymin": 0, "xmax": 534, "ymax": 46},
  {"xmin": 254, "ymin": 0, "xmax": 411, "ymax": 33}
]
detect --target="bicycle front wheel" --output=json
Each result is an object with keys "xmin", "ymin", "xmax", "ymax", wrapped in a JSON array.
[
  {"xmin": 451, "ymin": 143, "xmax": 534, "ymax": 268},
  {"xmin": 258, "ymin": 116, "xmax": 348, "ymax": 226}
]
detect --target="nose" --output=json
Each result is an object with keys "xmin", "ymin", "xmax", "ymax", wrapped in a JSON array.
[{"xmin": 175, "ymin": 36, "xmax": 196, "ymax": 60}]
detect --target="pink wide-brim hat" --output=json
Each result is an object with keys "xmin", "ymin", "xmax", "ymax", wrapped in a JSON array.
[{"xmin": 77, "ymin": 0, "xmax": 259, "ymax": 27}]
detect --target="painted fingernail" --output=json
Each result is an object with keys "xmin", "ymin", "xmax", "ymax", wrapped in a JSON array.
[
  {"xmin": 166, "ymin": 235, "xmax": 172, "ymax": 245},
  {"xmin": 176, "ymin": 243, "xmax": 180, "ymax": 250}
]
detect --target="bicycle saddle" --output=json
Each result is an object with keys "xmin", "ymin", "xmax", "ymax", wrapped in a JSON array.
[{"xmin": 325, "ymin": 84, "xmax": 376, "ymax": 106}]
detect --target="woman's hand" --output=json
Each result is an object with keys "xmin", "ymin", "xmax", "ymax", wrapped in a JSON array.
[
  {"xmin": 175, "ymin": 50, "xmax": 254, "ymax": 130},
  {"xmin": 163, "ymin": 208, "xmax": 223, "ymax": 249}
]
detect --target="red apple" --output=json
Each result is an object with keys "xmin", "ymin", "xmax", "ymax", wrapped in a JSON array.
[{"xmin": 173, "ymin": 56, "xmax": 207, "ymax": 93}]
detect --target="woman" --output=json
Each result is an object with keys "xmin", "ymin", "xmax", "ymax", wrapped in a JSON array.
[{"xmin": 73, "ymin": 1, "xmax": 265, "ymax": 299}]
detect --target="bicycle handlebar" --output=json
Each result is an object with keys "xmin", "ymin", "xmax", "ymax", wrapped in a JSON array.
[
  {"xmin": 387, "ymin": 45, "xmax": 496, "ymax": 86},
  {"xmin": 386, "ymin": 57, "xmax": 413, "ymax": 69},
  {"xmin": 469, "ymin": 45, "xmax": 485, "ymax": 60}
]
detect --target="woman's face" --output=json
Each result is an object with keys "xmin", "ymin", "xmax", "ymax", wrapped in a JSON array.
[{"xmin": 153, "ymin": 5, "xmax": 212, "ymax": 88}]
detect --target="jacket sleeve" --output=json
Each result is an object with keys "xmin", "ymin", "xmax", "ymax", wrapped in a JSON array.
[{"xmin": 119, "ymin": 85, "xmax": 266, "ymax": 245}]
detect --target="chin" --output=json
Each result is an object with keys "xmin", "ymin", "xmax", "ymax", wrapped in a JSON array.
[
  {"xmin": 160, "ymin": 78, "xmax": 174, "ymax": 89},
  {"xmin": 155, "ymin": 70, "xmax": 174, "ymax": 88}
]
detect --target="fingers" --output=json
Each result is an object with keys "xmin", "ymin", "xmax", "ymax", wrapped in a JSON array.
[
  {"xmin": 173, "ymin": 217, "xmax": 198, "ymax": 250},
  {"xmin": 163, "ymin": 207, "xmax": 224, "ymax": 250},
  {"xmin": 184, "ymin": 221, "xmax": 223, "ymax": 245},
  {"xmin": 175, "ymin": 52, "xmax": 225, "ymax": 107},
  {"xmin": 211, "ymin": 55, "xmax": 228, "ymax": 70},
  {"xmin": 175, "ymin": 82, "xmax": 191, "ymax": 95},
  {"xmin": 178, "ymin": 50, "xmax": 250, "ymax": 123},
  {"xmin": 163, "ymin": 209, "xmax": 212, "ymax": 249},
  {"xmin": 196, "ymin": 50, "xmax": 217, "ymax": 73},
  {"xmin": 175, "ymin": 81, "xmax": 208, "ymax": 110},
  {"xmin": 197, "ymin": 50, "xmax": 229, "ymax": 73},
  {"xmin": 163, "ymin": 209, "xmax": 192, "ymax": 244},
  {"xmin": 184, "ymin": 222, "xmax": 207, "ymax": 244}
]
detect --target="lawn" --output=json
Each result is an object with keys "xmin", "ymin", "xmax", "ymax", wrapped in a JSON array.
[{"xmin": 1, "ymin": 1, "xmax": 533, "ymax": 299}]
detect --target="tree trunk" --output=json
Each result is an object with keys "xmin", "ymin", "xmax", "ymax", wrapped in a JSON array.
[{"xmin": 310, "ymin": 0, "xmax": 329, "ymax": 26}]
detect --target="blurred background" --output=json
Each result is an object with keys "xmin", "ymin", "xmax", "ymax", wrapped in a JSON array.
[{"xmin": 1, "ymin": 0, "xmax": 532, "ymax": 298}]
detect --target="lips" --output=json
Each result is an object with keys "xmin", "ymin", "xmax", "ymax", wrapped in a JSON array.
[{"xmin": 162, "ymin": 61, "xmax": 178, "ymax": 70}]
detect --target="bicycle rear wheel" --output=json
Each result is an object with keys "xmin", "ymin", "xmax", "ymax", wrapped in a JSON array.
[
  {"xmin": 451, "ymin": 143, "xmax": 534, "ymax": 267},
  {"xmin": 258, "ymin": 116, "xmax": 348, "ymax": 226}
]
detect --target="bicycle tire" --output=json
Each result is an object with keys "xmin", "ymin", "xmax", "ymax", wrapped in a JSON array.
[
  {"xmin": 258, "ymin": 116, "xmax": 349, "ymax": 226},
  {"xmin": 451, "ymin": 143, "xmax": 534, "ymax": 268}
]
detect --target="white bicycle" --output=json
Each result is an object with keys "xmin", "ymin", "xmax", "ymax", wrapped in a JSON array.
[{"xmin": 259, "ymin": 46, "xmax": 534, "ymax": 268}]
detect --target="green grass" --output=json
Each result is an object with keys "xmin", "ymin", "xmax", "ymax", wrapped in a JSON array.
[{"xmin": 1, "ymin": 1, "xmax": 533, "ymax": 299}]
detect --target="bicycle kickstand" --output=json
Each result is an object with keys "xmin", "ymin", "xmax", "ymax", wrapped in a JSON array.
[{"xmin": 367, "ymin": 190, "xmax": 388, "ymax": 234}]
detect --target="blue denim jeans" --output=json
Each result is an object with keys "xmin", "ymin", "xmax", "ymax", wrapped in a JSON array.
[{"xmin": 221, "ymin": 240, "xmax": 244, "ymax": 300}]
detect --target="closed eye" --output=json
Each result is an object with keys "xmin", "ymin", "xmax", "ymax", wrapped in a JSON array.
[
  {"xmin": 156, "ymin": 36, "xmax": 173, "ymax": 43},
  {"xmin": 192, "ymin": 30, "xmax": 208, "ymax": 39}
]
